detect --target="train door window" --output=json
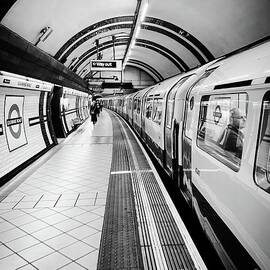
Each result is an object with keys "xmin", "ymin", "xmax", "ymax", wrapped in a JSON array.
[
  {"xmin": 165, "ymin": 76, "xmax": 191, "ymax": 128},
  {"xmin": 137, "ymin": 99, "xmax": 141, "ymax": 114},
  {"xmin": 166, "ymin": 100, "xmax": 174, "ymax": 128},
  {"xmin": 255, "ymin": 91, "xmax": 270, "ymax": 193},
  {"xmin": 152, "ymin": 98, "xmax": 163, "ymax": 125},
  {"xmin": 133, "ymin": 98, "xmax": 137, "ymax": 112},
  {"xmin": 145, "ymin": 97, "xmax": 153, "ymax": 119},
  {"xmin": 197, "ymin": 93, "xmax": 248, "ymax": 171},
  {"xmin": 185, "ymin": 96, "xmax": 195, "ymax": 139}
]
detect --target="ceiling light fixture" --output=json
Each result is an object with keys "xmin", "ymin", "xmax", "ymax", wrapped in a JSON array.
[{"xmin": 123, "ymin": 0, "xmax": 149, "ymax": 70}]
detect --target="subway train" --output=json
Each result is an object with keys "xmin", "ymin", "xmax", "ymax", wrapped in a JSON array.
[
  {"xmin": 0, "ymin": 71, "xmax": 90, "ymax": 184},
  {"xmin": 103, "ymin": 39, "xmax": 270, "ymax": 270}
]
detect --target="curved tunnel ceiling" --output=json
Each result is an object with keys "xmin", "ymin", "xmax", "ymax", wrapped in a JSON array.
[{"xmin": 1, "ymin": 0, "xmax": 270, "ymax": 81}]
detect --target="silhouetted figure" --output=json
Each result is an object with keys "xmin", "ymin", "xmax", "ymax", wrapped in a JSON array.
[
  {"xmin": 90, "ymin": 101, "xmax": 99, "ymax": 125},
  {"xmin": 217, "ymin": 108, "xmax": 246, "ymax": 158}
]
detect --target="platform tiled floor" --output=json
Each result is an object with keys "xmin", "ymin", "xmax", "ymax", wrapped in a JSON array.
[{"xmin": 0, "ymin": 111, "xmax": 113, "ymax": 270}]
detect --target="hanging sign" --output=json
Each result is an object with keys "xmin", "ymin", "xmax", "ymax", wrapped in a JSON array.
[{"xmin": 90, "ymin": 60, "xmax": 122, "ymax": 71}]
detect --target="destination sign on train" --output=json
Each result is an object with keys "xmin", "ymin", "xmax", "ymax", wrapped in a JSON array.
[{"xmin": 90, "ymin": 60, "xmax": 122, "ymax": 71}]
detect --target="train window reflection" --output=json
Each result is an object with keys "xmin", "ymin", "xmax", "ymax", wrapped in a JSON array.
[
  {"xmin": 197, "ymin": 93, "xmax": 248, "ymax": 171},
  {"xmin": 166, "ymin": 101, "xmax": 174, "ymax": 128},
  {"xmin": 145, "ymin": 97, "xmax": 153, "ymax": 119},
  {"xmin": 137, "ymin": 99, "xmax": 141, "ymax": 114},
  {"xmin": 255, "ymin": 92, "xmax": 270, "ymax": 193},
  {"xmin": 152, "ymin": 98, "xmax": 163, "ymax": 124}
]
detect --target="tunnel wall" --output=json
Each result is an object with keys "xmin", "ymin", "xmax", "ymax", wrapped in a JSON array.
[{"xmin": 0, "ymin": 71, "xmax": 57, "ymax": 184}]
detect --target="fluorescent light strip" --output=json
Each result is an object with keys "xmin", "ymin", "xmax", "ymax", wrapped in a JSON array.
[{"xmin": 123, "ymin": 0, "xmax": 149, "ymax": 70}]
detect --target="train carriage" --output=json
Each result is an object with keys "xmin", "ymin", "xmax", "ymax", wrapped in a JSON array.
[
  {"xmin": 103, "ymin": 39, "xmax": 270, "ymax": 270},
  {"xmin": 185, "ymin": 41, "xmax": 270, "ymax": 269},
  {"xmin": 132, "ymin": 86, "xmax": 154, "ymax": 137},
  {"xmin": 142, "ymin": 75, "xmax": 184, "ymax": 164}
]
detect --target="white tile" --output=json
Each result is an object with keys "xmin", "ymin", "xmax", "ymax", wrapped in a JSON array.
[
  {"xmin": 20, "ymin": 220, "xmax": 48, "ymax": 234},
  {"xmin": 41, "ymin": 213, "xmax": 68, "ymax": 225},
  {"xmin": 42, "ymin": 194, "xmax": 61, "ymax": 201},
  {"xmin": 0, "ymin": 203, "xmax": 16, "ymax": 210},
  {"xmin": 33, "ymin": 251, "xmax": 72, "ymax": 270},
  {"xmin": 16, "ymin": 264, "xmax": 37, "ymax": 269},
  {"xmin": 56, "ymin": 200, "xmax": 76, "ymax": 207},
  {"xmin": 32, "ymin": 226, "xmax": 62, "ymax": 241},
  {"xmin": 60, "ymin": 241, "xmax": 95, "ymax": 260},
  {"xmin": 60, "ymin": 208, "xmax": 86, "ymax": 218},
  {"xmin": 59, "ymin": 262, "xmax": 86, "ymax": 269},
  {"xmin": 18, "ymin": 243, "xmax": 54, "ymax": 262},
  {"xmin": 45, "ymin": 233, "xmax": 77, "ymax": 250},
  {"xmin": 10, "ymin": 214, "xmax": 37, "ymax": 226},
  {"xmin": 1, "ymin": 196, "xmax": 24, "ymax": 203},
  {"xmin": 0, "ymin": 227, "xmax": 26, "ymax": 243},
  {"xmin": 0, "ymin": 244, "xmax": 13, "ymax": 259},
  {"xmin": 81, "ymin": 232, "xmax": 102, "ymax": 249},
  {"xmin": 87, "ymin": 218, "xmax": 104, "ymax": 231},
  {"xmin": 67, "ymin": 225, "xmax": 98, "ymax": 240},
  {"xmin": 76, "ymin": 250, "xmax": 99, "ymax": 269},
  {"xmin": 73, "ymin": 212, "xmax": 100, "ymax": 224},
  {"xmin": 35, "ymin": 200, "xmax": 56, "ymax": 208},
  {"xmin": 76, "ymin": 199, "xmax": 94, "ymax": 207},
  {"xmin": 94, "ymin": 198, "xmax": 107, "ymax": 206},
  {"xmin": 14, "ymin": 201, "xmax": 36, "ymax": 209},
  {"xmin": 30, "ymin": 208, "xmax": 56, "ymax": 219},
  {"xmin": 0, "ymin": 253, "xmax": 27, "ymax": 269},
  {"xmin": 6, "ymin": 235, "xmax": 40, "ymax": 252},
  {"xmin": 0, "ymin": 221, "xmax": 15, "ymax": 233},
  {"xmin": 90, "ymin": 206, "xmax": 106, "ymax": 217},
  {"xmin": 53, "ymin": 218, "xmax": 82, "ymax": 231}
]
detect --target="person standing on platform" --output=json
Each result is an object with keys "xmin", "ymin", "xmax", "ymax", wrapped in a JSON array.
[
  {"xmin": 90, "ymin": 100, "xmax": 98, "ymax": 125},
  {"xmin": 99, "ymin": 100, "xmax": 103, "ymax": 112},
  {"xmin": 96, "ymin": 101, "xmax": 100, "ymax": 117}
]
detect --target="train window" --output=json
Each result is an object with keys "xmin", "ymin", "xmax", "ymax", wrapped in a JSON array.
[
  {"xmin": 166, "ymin": 100, "xmax": 174, "ymax": 128},
  {"xmin": 133, "ymin": 99, "xmax": 137, "ymax": 111},
  {"xmin": 197, "ymin": 93, "xmax": 248, "ymax": 171},
  {"xmin": 145, "ymin": 97, "xmax": 153, "ymax": 119},
  {"xmin": 185, "ymin": 96, "xmax": 195, "ymax": 139},
  {"xmin": 137, "ymin": 99, "xmax": 141, "ymax": 114},
  {"xmin": 152, "ymin": 98, "xmax": 163, "ymax": 125},
  {"xmin": 165, "ymin": 76, "xmax": 191, "ymax": 129},
  {"xmin": 255, "ymin": 92, "xmax": 270, "ymax": 193}
]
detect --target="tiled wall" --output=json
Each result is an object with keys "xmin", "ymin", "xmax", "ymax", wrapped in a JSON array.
[{"xmin": 0, "ymin": 86, "xmax": 55, "ymax": 181}]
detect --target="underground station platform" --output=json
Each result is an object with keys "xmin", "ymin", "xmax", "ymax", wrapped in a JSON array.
[{"xmin": 0, "ymin": 109, "xmax": 206, "ymax": 270}]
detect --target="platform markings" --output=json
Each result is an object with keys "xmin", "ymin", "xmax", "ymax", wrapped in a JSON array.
[
  {"xmin": 117, "ymin": 118, "xmax": 168, "ymax": 270},
  {"xmin": 111, "ymin": 169, "xmax": 152, "ymax": 175},
  {"xmin": 119, "ymin": 117, "xmax": 207, "ymax": 270}
]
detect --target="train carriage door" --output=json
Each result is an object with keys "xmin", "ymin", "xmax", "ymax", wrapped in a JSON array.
[
  {"xmin": 164, "ymin": 76, "xmax": 191, "ymax": 179},
  {"xmin": 141, "ymin": 96, "xmax": 146, "ymax": 138},
  {"xmin": 164, "ymin": 86, "xmax": 178, "ymax": 174},
  {"xmin": 182, "ymin": 94, "xmax": 195, "ymax": 205}
]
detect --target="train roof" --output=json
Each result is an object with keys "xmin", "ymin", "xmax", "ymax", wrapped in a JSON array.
[
  {"xmin": 193, "ymin": 40, "xmax": 270, "ymax": 92},
  {"xmin": 145, "ymin": 74, "xmax": 184, "ymax": 98}
]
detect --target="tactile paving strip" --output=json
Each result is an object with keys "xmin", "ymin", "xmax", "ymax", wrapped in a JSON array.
[
  {"xmin": 97, "ymin": 114, "xmax": 143, "ymax": 270},
  {"xmin": 123, "ymin": 119, "xmax": 196, "ymax": 270}
]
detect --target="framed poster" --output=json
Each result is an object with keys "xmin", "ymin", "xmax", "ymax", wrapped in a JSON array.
[{"xmin": 4, "ymin": 95, "xmax": 28, "ymax": 152}]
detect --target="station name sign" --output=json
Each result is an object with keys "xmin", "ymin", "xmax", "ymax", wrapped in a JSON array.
[{"xmin": 90, "ymin": 60, "xmax": 122, "ymax": 71}]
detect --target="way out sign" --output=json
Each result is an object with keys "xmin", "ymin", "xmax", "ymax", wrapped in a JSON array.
[
  {"xmin": 90, "ymin": 60, "xmax": 122, "ymax": 71},
  {"xmin": 5, "ymin": 95, "xmax": 27, "ymax": 152}
]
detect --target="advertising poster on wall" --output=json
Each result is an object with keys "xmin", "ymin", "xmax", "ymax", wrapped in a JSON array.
[{"xmin": 4, "ymin": 95, "xmax": 28, "ymax": 152}]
